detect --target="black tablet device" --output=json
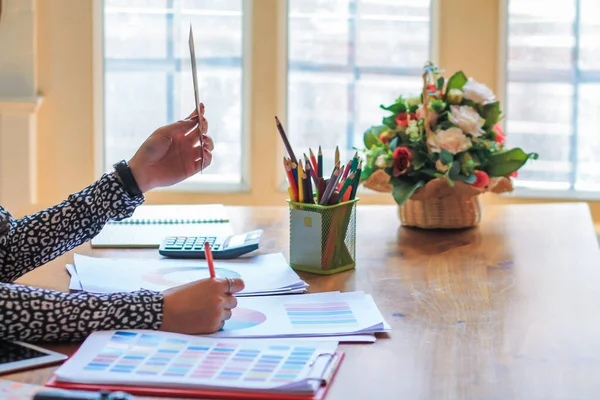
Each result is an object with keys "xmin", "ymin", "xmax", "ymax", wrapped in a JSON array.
[{"xmin": 0, "ymin": 339, "xmax": 67, "ymax": 375}]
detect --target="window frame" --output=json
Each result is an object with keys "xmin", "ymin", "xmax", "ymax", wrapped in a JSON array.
[
  {"xmin": 93, "ymin": 0, "xmax": 440, "ymax": 204},
  {"xmin": 498, "ymin": 0, "xmax": 600, "ymax": 201},
  {"xmin": 93, "ymin": 0, "xmax": 252, "ymax": 193}
]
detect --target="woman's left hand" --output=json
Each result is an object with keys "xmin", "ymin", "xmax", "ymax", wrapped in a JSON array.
[{"xmin": 128, "ymin": 104, "xmax": 213, "ymax": 193}]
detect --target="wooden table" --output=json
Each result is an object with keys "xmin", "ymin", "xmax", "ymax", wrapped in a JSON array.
[{"xmin": 6, "ymin": 203, "xmax": 600, "ymax": 399}]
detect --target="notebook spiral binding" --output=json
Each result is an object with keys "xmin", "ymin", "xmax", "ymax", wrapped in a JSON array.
[{"xmin": 107, "ymin": 218, "xmax": 228, "ymax": 225}]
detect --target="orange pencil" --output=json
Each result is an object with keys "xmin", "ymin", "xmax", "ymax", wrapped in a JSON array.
[{"xmin": 204, "ymin": 241, "xmax": 216, "ymax": 278}]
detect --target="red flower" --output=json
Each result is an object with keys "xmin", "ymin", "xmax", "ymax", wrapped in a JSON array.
[
  {"xmin": 393, "ymin": 147, "xmax": 412, "ymax": 176},
  {"xmin": 493, "ymin": 123, "xmax": 505, "ymax": 144},
  {"xmin": 472, "ymin": 171, "xmax": 490, "ymax": 189},
  {"xmin": 395, "ymin": 112, "xmax": 417, "ymax": 127}
]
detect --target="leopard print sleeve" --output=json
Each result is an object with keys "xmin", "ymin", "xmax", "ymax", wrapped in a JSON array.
[
  {"xmin": 0, "ymin": 173, "xmax": 165, "ymax": 342},
  {"xmin": 0, "ymin": 172, "xmax": 144, "ymax": 283},
  {"xmin": 0, "ymin": 284, "xmax": 163, "ymax": 342}
]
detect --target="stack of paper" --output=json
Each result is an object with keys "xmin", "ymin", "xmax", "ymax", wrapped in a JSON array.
[
  {"xmin": 68, "ymin": 253, "xmax": 308, "ymax": 297},
  {"xmin": 205, "ymin": 291, "xmax": 389, "ymax": 342}
]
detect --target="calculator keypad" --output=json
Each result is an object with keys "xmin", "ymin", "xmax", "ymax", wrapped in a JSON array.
[{"xmin": 164, "ymin": 236, "xmax": 217, "ymax": 250}]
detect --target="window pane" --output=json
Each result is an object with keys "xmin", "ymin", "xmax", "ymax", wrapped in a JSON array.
[
  {"xmin": 287, "ymin": 0, "xmax": 431, "ymax": 168},
  {"xmin": 103, "ymin": 0, "xmax": 243, "ymax": 185}
]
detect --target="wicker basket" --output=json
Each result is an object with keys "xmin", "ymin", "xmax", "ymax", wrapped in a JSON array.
[{"xmin": 398, "ymin": 195, "xmax": 481, "ymax": 229}]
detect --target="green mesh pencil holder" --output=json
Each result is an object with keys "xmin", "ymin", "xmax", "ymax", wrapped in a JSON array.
[{"xmin": 288, "ymin": 199, "xmax": 358, "ymax": 275}]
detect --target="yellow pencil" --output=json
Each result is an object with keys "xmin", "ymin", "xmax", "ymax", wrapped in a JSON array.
[
  {"xmin": 335, "ymin": 145, "xmax": 340, "ymax": 166},
  {"xmin": 297, "ymin": 160, "xmax": 304, "ymax": 203}
]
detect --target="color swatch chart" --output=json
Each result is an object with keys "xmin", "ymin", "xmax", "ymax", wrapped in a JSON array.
[
  {"xmin": 0, "ymin": 380, "xmax": 44, "ymax": 400},
  {"xmin": 61, "ymin": 331, "xmax": 338, "ymax": 390},
  {"xmin": 285, "ymin": 301, "xmax": 358, "ymax": 330}
]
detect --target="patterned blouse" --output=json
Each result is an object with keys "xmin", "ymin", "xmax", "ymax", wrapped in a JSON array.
[{"xmin": 0, "ymin": 173, "xmax": 163, "ymax": 342}]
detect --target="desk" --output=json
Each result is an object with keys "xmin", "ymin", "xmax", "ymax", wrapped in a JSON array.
[{"xmin": 6, "ymin": 203, "xmax": 600, "ymax": 399}]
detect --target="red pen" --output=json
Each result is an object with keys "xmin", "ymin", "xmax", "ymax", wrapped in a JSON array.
[{"xmin": 204, "ymin": 241, "xmax": 216, "ymax": 278}]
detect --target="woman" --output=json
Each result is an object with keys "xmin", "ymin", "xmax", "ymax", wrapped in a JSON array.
[{"xmin": 0, "ymin": 105, "xmax": 244, "ymax": 342}]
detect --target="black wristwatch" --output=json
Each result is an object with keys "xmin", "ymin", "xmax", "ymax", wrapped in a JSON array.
[{"xmin": 113, "ymin": 160, "xmax": 142, "ymax": 197}]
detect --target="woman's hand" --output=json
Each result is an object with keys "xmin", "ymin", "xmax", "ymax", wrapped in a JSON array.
[
  {"xmin": 128, "ymin": 105, "xmax": 213, "ymax": 193},
  {"xmin": 160, "ymin": 277, "xmax": 245, "ymax": 334}
]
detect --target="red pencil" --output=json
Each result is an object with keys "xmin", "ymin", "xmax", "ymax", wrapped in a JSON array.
[
  {"xmin": 309, "ymin": 148, "xmax": 318, "ymax": 176},
  {"xmin": 204, "ymin": 241, "xmax": 216, "ymax": 278}
]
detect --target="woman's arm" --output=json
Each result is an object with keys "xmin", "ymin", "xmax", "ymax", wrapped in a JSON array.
[
  {"xmin": 0, "ymin": 283, "xmax": 162, "ymax": 342},
  {"xmin": 0, "ymin": 173, "xmax": 143, "ymax": 283}
]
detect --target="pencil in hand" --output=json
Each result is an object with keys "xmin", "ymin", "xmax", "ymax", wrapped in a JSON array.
[{"xmin": 204, "ymin": 241, "xmax": 216, "ymax": 278}]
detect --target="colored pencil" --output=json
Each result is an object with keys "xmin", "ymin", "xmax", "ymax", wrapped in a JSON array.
[
  {"xmin": 291, "ymin": 161, "xmax": 298, "ymax": 185},
  {"xmin": 275, "ymin": 116, "xmax": 297, "ymax": 164},
  {"xmin": 305, "ymin": 166, "xmax": 315, "ymax": 204},
  {"xmin": 318, "ymin": 146, "xmax": 323, "ymax": 178},
  {"xmin": 309, "ymin": 148, "xmax": 318, "ymax": 176},
  {"xmin": 319, "ymin": 163, "xmax": 341, "ymax": 206},
  {"xmin": 304, "ymin": 154, "xmax": 319, "ymax": 186},
  {"xmin": 350, "ymin": 151, "xmax": 359, "ymax": 172},
  {"xmin": 204, "ymin": 242, "xmax": 216, "ymax": 278},
  {"xmin": 335, "ymin": 146, "xmax": 340, "ymax": 166},
  {"xmin": 297, "ymin": 160, "xmax": 304, "ymax": 203},
  {"xmin": 337, "ymin": 172, "xmax": 355, "ymax": 203},
  {"xmin": 284, "ymin": 157, "xmax": 298, "ymax": 202},
  {"xmin": 340, "ymin": 160, "xmax": 352, "ymax": 187},
  {"xmin": 342, "ymin": 185, "xmax": 352, "ymax": 202},
  {"xmin": 350, "ymin": 160, "xmax": 362, "ymax": 200}
]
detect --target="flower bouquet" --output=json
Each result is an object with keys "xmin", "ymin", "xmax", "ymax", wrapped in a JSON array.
[{"xmin": 360, "ymin": 63, "xmax": 538, "ymax": 229}]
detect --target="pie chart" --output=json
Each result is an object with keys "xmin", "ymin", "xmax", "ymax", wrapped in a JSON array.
[
  {"xmin": 143, "ymin": 266, "xmax": 241, "ymax": 288},
  {"xmin": 223, "ymin": 308, "xmax": 267, "ymax": 331}
]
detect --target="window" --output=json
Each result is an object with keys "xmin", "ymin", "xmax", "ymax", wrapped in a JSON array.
[
  {"xmin": 102, "ymin": 0, "xmax": 244, "ymax": 188},
  {"xmin": 506, "ymin": 0, "xmax": 600, "ymax": 193},
  {"xmin": 287, "ymin": 0, "xmax": 433, "ymax": 168},
  {"xmin": 100, "ymin": 0, "xmax": 433, "ymax": 195}
]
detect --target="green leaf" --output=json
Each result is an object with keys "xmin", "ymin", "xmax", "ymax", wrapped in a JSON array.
[
  {"xmin": 363, "ymin": 126, "xmax": 386, "ymax": 148},
  {"xmin": 389, "ymin": 137, "xmax": 399, "ymax": 152},
  {"xmin": 382, "ymin": 115, "xmax": 398, "ymax": 130},
  {"xmin": 438, "ymin": 120, "xmax": 455, "ymax": 130},
  {"xmin": 380, "ymin": 102, "xmax": 407, "ymax": 114},
  {"xmin": 448, "ymin": 161, "xmax": 460, "ymax": 180},
  {"xmin": 445, "ymin": 71, "xmax": 468, "ymax": 95},
  {"xmin": 431, "ymin": 99, "xmax": 447, "ymax": 113},
  {"xmin": 409, "ymin": 104, "xmax": 419, "ymax": 114},
  {"xmin": 440, "ymin": 148, "xmax": 453, "ymax": 165},
  {"xmin": 391, "ymin": 180, "xmax": 425, "ymax": 206},
  {"xmin": 436, "ymin": 76, "xmax": 444, "ymax": 90},
  {"xmin": 411, "ymin": 152, "xmax": 427, "ymax": 170},
  {"xmin": 486, "ymin": 148, "xmax": 539, "ymax": 177},
  {"xmin": 481, "ymin": 101, "xmax": 501, "ymax": 129}
]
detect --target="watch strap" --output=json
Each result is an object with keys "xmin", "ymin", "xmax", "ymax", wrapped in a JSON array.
[{"xmin": 113, "ymin": 160, "xmax": 142, "ymax": 197}]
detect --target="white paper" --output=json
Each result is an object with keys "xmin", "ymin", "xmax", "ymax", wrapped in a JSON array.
[
  {"xmin": 73, "ymin": 253, "xmax": 307, "ymax": 296},
  {"xmin": 203, "ymin": 291, "xmax": 389, "ymax": 339}
]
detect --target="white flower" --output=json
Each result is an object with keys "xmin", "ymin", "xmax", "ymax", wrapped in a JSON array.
[
  {"xmin": 462, "ymin": 78, "xmax": 495, "ymax": 104},
  {"xmin": 375, "ymin": 154, "xmax": 390, "ymax": 169},
  {"xmin": 428, "ymin": 127, "xmax": 472, "ymax": 155},
  {"xmin": 448, "ymin": 105, "xmax": 485, "ymax": 137}
]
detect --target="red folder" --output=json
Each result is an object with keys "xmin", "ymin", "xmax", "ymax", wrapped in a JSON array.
[{"xmin": 46, "ymin": 352, "xmax": 345, "ymax": 400}]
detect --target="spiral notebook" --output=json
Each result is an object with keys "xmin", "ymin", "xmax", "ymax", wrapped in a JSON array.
[{"xmin": 91, "ymin": 204, "xmax": 233, "ymax": 248}]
